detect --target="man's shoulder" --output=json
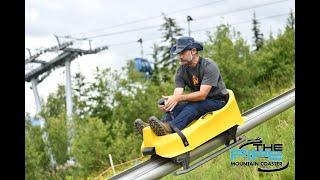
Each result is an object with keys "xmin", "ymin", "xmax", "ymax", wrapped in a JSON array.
[
  {"xmin": 201, "ymin": 57, "xmax": 216, "ymax": 64},
  {"xmin": 201, "ymin": 57, "xmax": 218, "ymax": 69}
]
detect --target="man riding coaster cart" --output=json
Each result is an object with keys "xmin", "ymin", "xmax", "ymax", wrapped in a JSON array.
[{"xmin": 133, "ymin": 37, "xmax": 245, "ymax": 174}]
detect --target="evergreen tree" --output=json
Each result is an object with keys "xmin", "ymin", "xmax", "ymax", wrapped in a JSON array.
[
  {"xmin": 158, "ymin": 13, "xmax": 183, "ymax": 82},
  {"xmin": 151, "ymin": 43, "xmax": 161, "ymax": 85},
  {"xmin": 73, "ymin": 72, "xmax": 89, "ymax": 118},
  {"xmin": 252, "ymin": 12, "xmax": 264, "ymax": 51},
  {"xmin": 286, "ymin": 9, "xmax": 295, "ymax": 29}
]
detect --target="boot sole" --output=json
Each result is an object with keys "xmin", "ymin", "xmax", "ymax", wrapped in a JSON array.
[
  {"xmin": 134, "ymin": 121, "xmax": 146, "ymax": 135},
  {"xmin": 149, "ymin": 118, "xmax": 168, "ymax": 136}
]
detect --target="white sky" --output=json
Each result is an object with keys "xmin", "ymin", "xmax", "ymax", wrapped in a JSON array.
[{"xmin": 25, "ymin": 0, "xmax": 295, "ymax": 116}]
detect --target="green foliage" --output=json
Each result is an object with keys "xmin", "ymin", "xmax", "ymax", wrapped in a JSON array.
[
  {"xmin": 125, "ymin": 60, "xmax": 146, "ymax": 83},
  {"xmin": 40, "ymin": 84, "xmax": 66, "ymax": 119},
  {"xmin": 45, "ymin": 113, "xmax": 69, "ymax": 165},
  {"xmin": 106, "ymin": 120, "xmax": 142, "ymax": 161},
  {"xmin": 203, "ymin": 24, "xmax": 256, "ymax": 110},
  {"xmin": 253, "ymin": 27, "xmax": 295, "ymax": 93},
  {"xmin": 202, "ymin": 23, "xmax": 294, "ymax": 110},
  {"xmin": 71, "ymin": 117, "xmax": 111, "ymax": 175},
  {"xmin": 112, "ymin": 79, "xmax": 174, "ymax": 135},
  {"xmin": 87, "ymin": 67, "xmax": 114, "ymax": 123},
  {"xmin": 25, "ymin": 117, "xmax": 51, "ymax": 179}
]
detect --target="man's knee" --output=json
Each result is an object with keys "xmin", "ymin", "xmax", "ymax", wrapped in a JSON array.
[{"xmin": 174, "ymin": 102, "xmax": 188, "ymax": 110}]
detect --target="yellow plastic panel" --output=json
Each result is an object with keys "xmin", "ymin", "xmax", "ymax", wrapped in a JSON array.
[{"xmin": 141, "ymin": 89, "xmax": 244, "ymax": 158}]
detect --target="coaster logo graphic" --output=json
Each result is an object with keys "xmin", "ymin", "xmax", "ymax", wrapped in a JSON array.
[{"xmin": 230, "ymin": 137, "xmax": 289, "ymax": 172}]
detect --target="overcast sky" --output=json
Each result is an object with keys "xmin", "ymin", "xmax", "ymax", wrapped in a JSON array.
[{"xmin": 25, "ymin": 0, "xmax": 295, "ymax": 116}]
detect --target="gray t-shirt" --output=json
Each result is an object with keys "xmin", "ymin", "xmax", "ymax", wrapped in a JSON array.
[{"xmin": 175, "ymin": 57, "xmax": 228, "ymax": 99}]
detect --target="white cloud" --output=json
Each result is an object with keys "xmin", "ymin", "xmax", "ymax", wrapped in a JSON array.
[{"xmin": 26, "ymin": 8, "xmax": 39, "ymax": 22}]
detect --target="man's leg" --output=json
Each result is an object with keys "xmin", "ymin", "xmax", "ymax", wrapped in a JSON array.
[
  {"xmin": 149, "ymin": 102, "xmax": 189, "ymax": 136},
  {"xmin": 169, "ymin": 99, "xmax": 226, "ymax": 130},
  {"xmin": 160, "ymin": 102, "xmax": 188, "ymax": 122}
]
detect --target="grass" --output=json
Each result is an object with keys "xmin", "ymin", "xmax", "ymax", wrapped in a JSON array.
[{"xmin": 162, "ymin": 87, "xmax": 295, "ymax": 180}]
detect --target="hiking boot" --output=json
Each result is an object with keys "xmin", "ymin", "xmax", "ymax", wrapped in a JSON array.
[
  {"xmin": 134, "ymin": 118, "xmax": 149, "ymax": 135},
  {"xmin": 148, "ymin": 116, "xmax": 173, "ymax": 136}
]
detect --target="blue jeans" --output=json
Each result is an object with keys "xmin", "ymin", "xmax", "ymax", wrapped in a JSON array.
[{"xmin": 161, "ymin": 99, "xmax": 226, "ymax": 130}]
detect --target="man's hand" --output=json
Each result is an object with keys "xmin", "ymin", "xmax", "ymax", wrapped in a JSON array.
[
  {"xmin": 162, "ymin": 95, "xmax": 180, "ymax": 112},
  {"xmin": 158, "ymin": 104, "xmax": 167, "ymax": 112}
]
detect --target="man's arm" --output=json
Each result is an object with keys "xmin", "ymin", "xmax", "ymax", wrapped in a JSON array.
[
  {"xmin": 179, "ymin": 85, "xmax": 212, "ymax": 101},
  {"xmin": 163, "ymin": 85, "xmax": 212, "ymax": 111},
  {"xmin": 173, "ymin": 87, "xmax": 184, "ymax": 96}
]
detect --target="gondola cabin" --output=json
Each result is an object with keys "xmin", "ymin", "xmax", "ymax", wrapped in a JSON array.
[{"xmin": 134, "ymin": 57, "xmax": 153, "ymax": 76}]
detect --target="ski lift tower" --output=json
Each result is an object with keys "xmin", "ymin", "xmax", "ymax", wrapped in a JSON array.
[{"xmin": 25, "ymin": 37, "xmax": 108, "ymax": 168}]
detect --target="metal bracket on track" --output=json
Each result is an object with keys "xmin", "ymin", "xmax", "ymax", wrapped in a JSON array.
[{"xmin": 174, "ymin": 135, "xmax": 246, "ymax": 175}]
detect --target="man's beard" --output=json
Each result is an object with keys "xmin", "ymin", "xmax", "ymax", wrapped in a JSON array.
[
  {"xmin": 180, "ymin": 54, "xmax": 193, "ymax": 65},
  {"xmin": 187, "ymin": 53, "xmax": 193, "ymax": 62},
  {"xmin": 180, "ymin": 60, "xmax": 188, "ymax": 65}
]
